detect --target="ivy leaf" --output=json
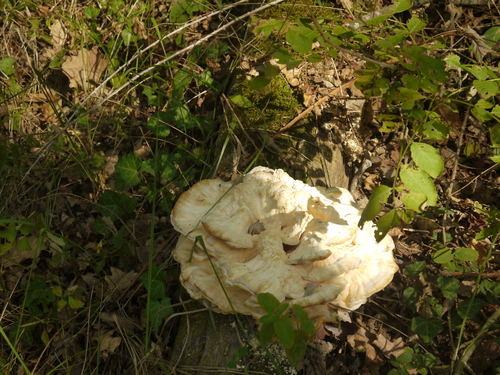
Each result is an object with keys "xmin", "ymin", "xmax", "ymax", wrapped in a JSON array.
[
  {"xmin": 411, "ymin": 142, "xmax": 444, "ymax": 178},
  {"xmin": 400, "ymin": 165, "xmax": 438, "ymax": 206},
  {"xmin": 0, "ymin": 56, "xmax": 15, "ymax": 76},
  {"xmin": 437, "ymin": 276, "xmax": 459, "ymax": 300},
  {"xmin": 411, "ymin": 317, "xmax": 443, "ymax": 343},
  {"xmin": 115, "ymin": 153, "xmax": 142, "ymax": 187},
  {"xmin": 274, "ymin": 316, "xmax": 295, "ymax": 349},
  {"xmin": 404, "ymin": 261, "xmax": 427, "ymax": 279},
  {"xmin": 358, "ymin": 185, "xmax": 392, "ymax": 228},
  {"xmin": 146, "ymin": 111, "xmax": 170, "ymax": 137},
  {"xmin": 257, "ymin": 293, "xmax": 280, "ymax": 313},
  {"xmin": 149, "ymin": 297, "xmax": 174, "ymax": 333},
  {"xmin": 403, "ymin": 287, "xmax": 420, "ymax": 312},
  {"xmin": 457, "ymin": 298, "xmax": 485, "ymax": 320},
  {"xmin": 96, "ymin": 191, "xmax": 135, "ymax": 221},
  {"xmin": 375, "ymin": 209, "xmax": 400, "ymax": 242}
]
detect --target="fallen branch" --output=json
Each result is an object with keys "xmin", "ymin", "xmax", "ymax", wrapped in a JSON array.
[{"xmin": 272, "ymin": 77, "xmax": 358, "ymax": 140}]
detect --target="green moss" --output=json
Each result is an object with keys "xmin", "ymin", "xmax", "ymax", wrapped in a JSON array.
[{"xmin": 236, "ymin": 73, "xmax": 301, "ymax": 134}]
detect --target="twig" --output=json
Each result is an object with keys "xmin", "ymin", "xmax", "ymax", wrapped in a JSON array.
[
  {"xmin": 272, "ymin": 77, "xmax": 358, "ymax": 140},
  {"xmin": 453, "ymin": 307, "xmax": 500, "ymax": 375},
  {"xmin": 309, "ymin": 12, "xmax": 400, "ymax": 71},
  {"xmin": 442, "ymin": 106, "xmax": 470, "ymax": 246}
]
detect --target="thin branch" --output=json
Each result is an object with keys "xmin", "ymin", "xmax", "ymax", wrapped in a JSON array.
[
  {"xmin": 442, "ymin": 106, "xmax": 470, "ymax": 246},
  {"xmin": 309, "ymin": 12, "xmax": 400, "ymax": 71},
  {"xmin": 272, "ymin": 78, "xmax": 358, "ymax": 140}
]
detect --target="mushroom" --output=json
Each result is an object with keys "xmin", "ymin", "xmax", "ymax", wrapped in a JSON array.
[{"xmin": 171, "ymin": 166, "xmax": 398, "ymax": 321}]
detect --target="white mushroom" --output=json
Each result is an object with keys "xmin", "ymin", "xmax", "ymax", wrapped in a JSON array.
[{"xmin": 171, "ymin": 167, "xmax": 399, "ymax": 321}]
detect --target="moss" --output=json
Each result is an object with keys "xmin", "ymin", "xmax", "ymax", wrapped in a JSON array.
[{"xmin": 236, "ymin": 73, "xmax": 302, "ymax": 134}]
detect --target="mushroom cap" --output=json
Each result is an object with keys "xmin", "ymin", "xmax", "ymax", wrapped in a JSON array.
[{"xmin": 171, "ymin": 167, "xmax": 399, "ymax": 321}]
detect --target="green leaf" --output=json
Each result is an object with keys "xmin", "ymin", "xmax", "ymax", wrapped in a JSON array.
[
  {"xmin": 406, "ymin": 16, "xmax": 426, "ymax": 33},
  {"xmin": 259, "ymin": 322, "xmax": 275, "ymax": 347},
  {"xmin": 411, "ymin": 317, "xmax": 443, "ymax": 343},
  {"xmin": 229, "ymin": 94, "xmax": 253, "ymax": 108},
  {"xmin": 248, "ymin": 76, "xmax": 271, "ymax": 90},
  {"xmin": 149, "ymin": 297, "xmax": 174, "ymax": 333},
  {"xmin": 358, "ymin": 185, "xmax": 392, "ymax": 228},
  {"xmin": 285, "ymin": 329, "xmax": 308, "ymax": 366},
  {"xmin": 115, "ymin": 154, "xmax": 142, "ymax": 187},
  {"xmin": 490, "ymin": 124, "xmax": 500, "ymax": 148},
  {"xmin": 365, "ymin": 0, "xmax": 411, "ymax": 25},
  {"xmin": 454, "ymin": 247, "xmax": 478, "ymax": 262},
  {"xmin": 472, "ymin": 106, "xmax": 494, "ymax": 122},
  {"xmin": 142, "ymin": 153, "xmax": 181, "ymax": 181},
  {"xmin": 404, "ymin": 261, "xmax": 427, "ymax": 279},
  {"xmin": 400, "ymin": 165, "xmax": 438, "ymax": 206},
  {"xmin": 473, "ymin": 80, "xmax": 499, "ymax": 99},
  {"xmin": 292, "ymin": 305, "xmax": 316, "ymax": 335},
  {"xmin": 84, "ymin": 6, "xmax": 100, "ymax": 19},
  {"xmin": 260, "ymin": 313, "xmax": 278, "ymax": 324},
  {"xmin": 286, "ymin": 26, "xmax": 317, "ymax": 54},
  {"xmin": 421, "ymin": 119, "xmax": 450, "ymax": 140},
  {"xmin": 275, "ymin": 303, "xmax": 289, "ymax": 316},
  {"xmin": 480, "ymin": 280, "xmax": 500, "ymax": 304},
  {"xmin": 433, "ymin": 247, "xmax": 453, "ymax": 264},
  {"xmin": 146, "ymin": 111, "xmax": 171, "ymax": 137},
  {"xmin": 402, "ymin": 191, "xmax": 427, "ymax": 213},
  {"xmin": 96, "ymin": 191, "xmax": 135, "ymax": 221},
  {"xmin": 483, "ymin": 27, "xmax": 500, "ymax": 47},
  {"xmin": 375, "ymin": 209, "xmax": 400, "ymax": 242},
  {"xmin": 68, "ymin": 295, "xmax": 84, "ymax": 309},
  {"xmin": 274, "ymin": 316, "xmax": 295, "ymax": 349},
  {"xmin": 437, "ymin": 276, "xmax": 459, "ymax": 299},
  {"xmin": 457, "ymin": 298, "xmax": 484, "ymax": 320},
  {"xmin": 257, "ymin": 293, "xmax": 280, "ymax": 313},
  {"xmin": 410, "ymin": 143, "xmax": 444, "ymax": 178},
  {"xmin": 403, "ymin": 287, "xmax": 420, "ymax": 312},
  {"xmin": 0, "ymin": 56, "xmax": 15, "ymax": 76}
]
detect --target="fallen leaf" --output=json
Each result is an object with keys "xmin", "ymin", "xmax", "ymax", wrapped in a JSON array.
[
  {"xmin": 99, "ymin": 330, "xmax": 122, "ymax": 359},
  {"xmin": 105, "ymin": 267, "xmax": 138, "ymax": 291},
  {"xmin": 373, "ymin": 334, "xmax": 406, "ymax": 358},
  {"xmin": 62, "ymin": 47, "xmax": 109, "ymax": 90}
]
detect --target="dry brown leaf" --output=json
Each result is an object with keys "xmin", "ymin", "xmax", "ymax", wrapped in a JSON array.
[
  {"xmin": 2, "ymin": 237, "xmax": 42, "ymax": 268},
  {"xmin": 99, "ymin": 330, "xmax": 122, "ymax": 359},
  {"xmin": 373, "ymin": 334, "xmax": 406, "ymax": 359},
  {"xmin": 62, "ymin": 47, "xmax": 109, "ymax": 90},
  {"xmin": 105, "ymin": 267, "xmax": 138, "ymax": 291}
]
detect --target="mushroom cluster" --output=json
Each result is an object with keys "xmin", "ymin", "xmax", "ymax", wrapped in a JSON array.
[{"xmin": 171, "ymin": 167, "xmax": 398, "ymax": 320}]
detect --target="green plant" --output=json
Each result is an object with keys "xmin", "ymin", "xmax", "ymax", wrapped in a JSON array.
[
  {"xmin": 257, "ymin": 292, "xmax": 316, "ymax": 366},
  {"xmin": 389, "ymin": 346, "xmax": 437, "ymax": 375}
]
